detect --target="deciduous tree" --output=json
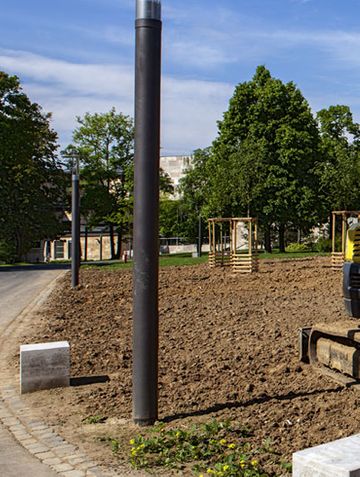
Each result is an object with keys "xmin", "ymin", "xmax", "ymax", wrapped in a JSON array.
[
  {"xmin": 209, "ymin": 66, "xmax": 321, "ymax": 252},
  {"xmin": 63, "ymin": 109, "xmax": 134, "ymax": 259},
  {"xmin": 178, "ymin": 148, "xmax": 211, "ymax": 254},
  {"xmin": 0, "ymin": 71, "xmax": 65, "ymax": 262},
  {"xmin": 316, "ymin": 105, "xmax": 360, "ymax": 213}
]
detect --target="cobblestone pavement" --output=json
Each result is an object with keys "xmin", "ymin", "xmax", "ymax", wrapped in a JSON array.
[{"xmin": 0, "ymin": 271, "xmax": 117, "ymax": 477}]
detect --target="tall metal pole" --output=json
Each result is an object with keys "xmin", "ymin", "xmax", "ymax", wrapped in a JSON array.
[
  {"xmin": 71, "ymin": 160, "xmax": 80, "ymax": 288},
  {"xmin": 198, "ymin": 214, "xmax": 202, "ymax": 258},
  {"xmin": 132, "ymin": 0, "xmax": 162, "ymax": 426}
]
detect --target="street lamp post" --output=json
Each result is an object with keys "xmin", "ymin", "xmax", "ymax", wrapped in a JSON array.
[
  {"xmin": 71, "ymin": 157, "xmax": 81, "ymax": 288},
  {"xmin": 198, "ymin": 214, "xmax": 202, "ymax": 258},
  {"xmin": 133, "ymin": 0, "xmax": 162, "ymax": 426}
]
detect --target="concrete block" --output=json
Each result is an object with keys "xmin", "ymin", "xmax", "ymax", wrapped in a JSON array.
[
  {"xmin": 20, "ymin": 342, "xmax": 70, "ymax": 394},
  {"xmin": 293, "ymin": 434, "xmax": 360, "ymax": 476}
]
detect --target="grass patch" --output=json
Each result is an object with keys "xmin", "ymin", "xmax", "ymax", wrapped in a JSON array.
[
  {"xmin": 84, "ymin": 253, "xmax": 208, "ymax": 270},
  {"xmin": 84, "ymin": 250, "xmax": 329, "ymax": 271},
  {"xmin": 0, "ymin": 262, "xmax": 34, "ymax": 267},
  {"xmin": 107, "ymin": 420, "xmax": 290, "ymax": 476},
  {"xmin": 258, "ymin": 250, "xmax": 329, "ymax": 260}
]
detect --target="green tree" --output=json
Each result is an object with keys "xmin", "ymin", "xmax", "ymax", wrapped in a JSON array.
[
  {"xmin": 209, "ymin": 66, "xmax": 321, "ymax": 252},
  {"xmin": 0, "ymin": 71, "xmax": 65, "ymax": 262},
  {"xmin": 63, "ymin": 109, "xmax": 134, "ymax": 259},
  {"xmin": 159, "ymin": 168, "xmax": 175, "ymax": 196},
  {"xmin": 159, "ymin": 199, "xmax": 181, "ymax": 238},
  {"xmin": 316, "ymin": 105, "xmax": 360, "ymax": 213},
  {"xmin": 178, "ymin": 148, "xmax": 211, "ymax": 254}
]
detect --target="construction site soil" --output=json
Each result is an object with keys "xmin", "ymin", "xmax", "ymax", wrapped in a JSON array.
[{"xmin": 16, "ymin": 257, "xmax": 360, "ymax": 476}]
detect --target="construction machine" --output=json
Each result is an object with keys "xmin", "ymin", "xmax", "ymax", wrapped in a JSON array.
[{"xmin": 301, "ymin": 223, "xmax": 360, "ymax": 385}]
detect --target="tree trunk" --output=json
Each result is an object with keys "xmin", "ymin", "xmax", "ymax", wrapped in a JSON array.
[
  {"xmin": 197, "ymin": 216, "xmax": 202, "ymax": 257},
  {"xmin": 84, "ymin": 226, "xmax": 88, "ymax": 262},
  {"xmin": 99, "ymin": 235, "xmax": 103, "ymax": 261},
  {"xmin": 15, "ymin": 230, "xmax": 23, "ymax": 262},
  {"xmin": 109, "ymin": 224, "xmax": 115, "ymax": 260},
  {"xmin": 115, "ymin": 229, "xmax": 122, "ymax": 260},
  {"xmin": 264, "ymin": 226, "xmax": 272, "ymax": 253},
  {"xmin": 279, "ymin": 223, "xmax": 286, "ymax": 253}
]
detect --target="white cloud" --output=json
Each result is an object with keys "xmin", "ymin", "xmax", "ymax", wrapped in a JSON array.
[
  {"xmin": 4, "ymin": 18, "xmax": 360, "ymax": 157},
  {"xmin": 162, "ymin": 4, "xmax": 360, "ymax": 72},
  {"xmin": 170, "ymin": 41, "xmax": 236, "ymax": 69},
  {"xmin": 0, "ymin": 48, "xmax": 233, "ymax": 155},
  {"xmin": 248, "ymin": 29, "xmax": 360, "ymax": 69}
]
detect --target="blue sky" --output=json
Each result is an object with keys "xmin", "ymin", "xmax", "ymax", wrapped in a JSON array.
[{"xmin": 1, "ymin": 0, "xmax": 360, "ymax": 155}]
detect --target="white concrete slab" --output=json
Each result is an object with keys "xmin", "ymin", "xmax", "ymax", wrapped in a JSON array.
[
  {"xmin": 20, "ymin": 341, "xmax": 70, "ymax": 394},
  {"xmin": 293, "ymin": 434, "xmax": 360, "ymax": 477}
]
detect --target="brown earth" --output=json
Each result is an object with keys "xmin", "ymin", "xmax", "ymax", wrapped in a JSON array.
[{"xmin": 14, "ymin": 257, "xmax": 360, "ymax": 476}]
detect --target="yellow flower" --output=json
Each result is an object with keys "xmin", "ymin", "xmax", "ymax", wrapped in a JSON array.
[
  {"xmin": 199, "ymin": 475, "xmax": 204, "ymax": 477},
  {"xmin": 131, "ymin": 449, "xmax": 137, "ymax": 456},
  {"xmin": 129, "ymin": 439, "xmax": 135, "ymax": 445},
  {"xmin": 223, "ymin": 464, "xmax": 230, "ymax": 471},
  {"xmin": 228, "ymin": 443, "xmax": 236, "ymax": 449},
  {"xmin": 219, "ymin": 439, "xmax": 227, "ymax": 446},
  {"xmin": 251, "ymin": 459, "xmax": 258, "ymax": 467},
  {"xmin": 206, "ymin": 469, "xmax": 214, "ymax": 474},
  {"xmin": 176, "ymin": 431, "xmax": 181, "ymax": 438},
  {"xmin": 239, "ymin": 460, "xmax": 245, "ymax": 468}
]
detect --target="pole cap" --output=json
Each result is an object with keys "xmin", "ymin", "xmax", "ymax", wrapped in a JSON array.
[{"xmin": 136, "ymin": 0, "xmax": 161, "ymax": 20}]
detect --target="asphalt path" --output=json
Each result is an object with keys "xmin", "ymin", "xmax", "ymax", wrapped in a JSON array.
[
  {"xmin": 0, "ymin": 268, "xmax": 64, "ymax": 329},
  {"xmin": 0, "ymin": 268, "xmax": 64, "ymax": 476}
]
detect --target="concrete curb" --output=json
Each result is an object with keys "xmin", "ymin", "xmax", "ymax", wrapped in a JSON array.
[{"xmin": 0, "ymin": 272, "xmax": 117, "ymax": 477}]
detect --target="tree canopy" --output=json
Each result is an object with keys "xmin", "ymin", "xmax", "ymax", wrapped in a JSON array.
[
  {"xmin": 0, "ymin": 71, "xmax": 65, "ymax": 262},
  {"xmin": 65, "ymin": 109, "xmax": 174, "ymax": 259},
  {"xmin": 192, "ymin": 66, "xmax": 323, "ymax": 251},
  {"xmin": 177, "ymin": 148, "xmax": 212, "ymax": 253},
  {"xmin": 316, "ymin": 105, "xmax": 360, "ymax": 213},
  {"xmin": 63, "ymin": 109, "xmax": 134, "ymax": 259},
  {"xmin": 179, "ymin": 67, "xmax": 360, "ymax": 253}
]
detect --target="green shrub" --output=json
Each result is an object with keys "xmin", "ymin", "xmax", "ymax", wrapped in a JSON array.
[
  {"xmin": 285, "ymin": 242, "xmax": 310, "ymax": 253},
  {"xmin": 315, "ymin": 237, "xmax": 335, "ymax": 253},
  {"xmin": 0, "ymin": 240, "xmax": 15, "ymax": 264}
]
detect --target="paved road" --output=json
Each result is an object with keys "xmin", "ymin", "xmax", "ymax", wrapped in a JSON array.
[
  {"xmin": 0, "ymin": 269, "xmax": 63, "ymax": 328},
  {"xmin": 0, "ymin": 269, "xmax": 64, "ymax": 476}
]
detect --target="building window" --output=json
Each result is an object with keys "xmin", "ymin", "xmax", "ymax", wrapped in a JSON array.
[{"xmin": 54, "ymin": 240, "xmax": 64, "ymax": 259}]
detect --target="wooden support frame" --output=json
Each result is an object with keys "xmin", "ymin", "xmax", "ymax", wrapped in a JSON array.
[
  {"xmin": 331, "ymin": 211, "xmax": 360, "ymax": 270},
  {"xmin": 208, "ymin": 218, "xmax": 232, "ymax": 268},
  {"xmin": 208, "ymin": 217, "xmax": 259, "ymax": 273}
]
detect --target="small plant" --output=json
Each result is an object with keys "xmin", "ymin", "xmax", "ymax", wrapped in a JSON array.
[
  {"xmin": 259, "ymin": 438, "xmax": 274, "ymax": 454},
  {"xmin": 111, "ymin": 439, "xmax": 120, "ymax": 453},
  {"xmin": 121, "ymin": 420, "xmax": 269, "ymax": 476},
  {"xmin": 280, "ymin": 461, "xmax": 292, "ymax": 472},
  {"xmin": 82, "ymin": 415, "xmax": 107, "ymax": 424}
]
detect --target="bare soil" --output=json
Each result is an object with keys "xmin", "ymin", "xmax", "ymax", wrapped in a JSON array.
[{"xmin": 15, "ymin": 257, "xmax": 360, "ymax": 476}]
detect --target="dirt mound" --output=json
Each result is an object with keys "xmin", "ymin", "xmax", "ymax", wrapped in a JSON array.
[{"xmin": 21, "ymin": 257, "xmax": 360, "ymax": 475}]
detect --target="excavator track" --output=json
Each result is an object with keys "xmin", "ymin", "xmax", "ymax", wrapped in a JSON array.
[{"xmin": 300, "ymin": 321, "xmax": 360, "ymax": 386}]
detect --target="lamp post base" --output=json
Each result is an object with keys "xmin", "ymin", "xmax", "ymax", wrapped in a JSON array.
[{"xmin": 134, "ymin": 418, "xmax": 156, "ymax": 427}]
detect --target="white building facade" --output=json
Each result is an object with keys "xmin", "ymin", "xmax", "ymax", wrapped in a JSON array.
[{"xmin": 160, "ymin": 155, "xmax": 193, "ymax": 197}]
